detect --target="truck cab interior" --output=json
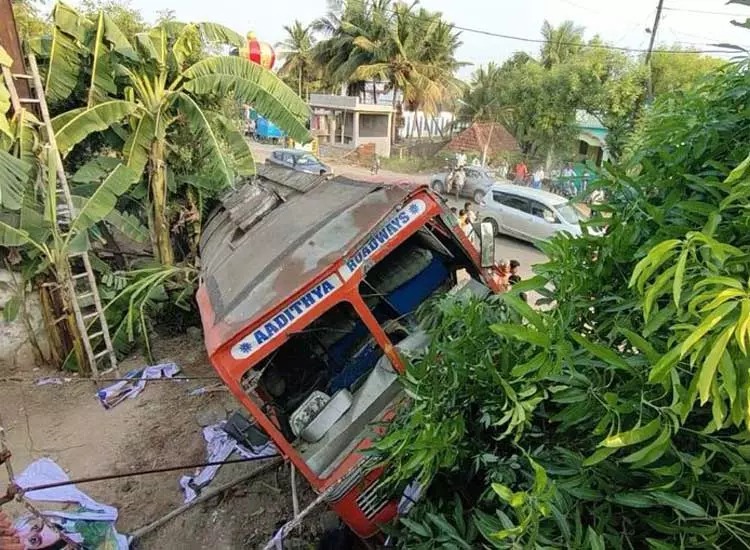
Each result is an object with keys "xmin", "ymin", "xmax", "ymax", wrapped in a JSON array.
[{"xmin": 243, "ymin": 218, "xmax": 486, "ymax": 477}]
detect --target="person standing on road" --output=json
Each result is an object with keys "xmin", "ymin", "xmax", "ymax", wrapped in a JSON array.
[
  {"xmin": 514, "ymin": 160, "xmax": 528, "ymax": 185},
  {"xmin": 464, "ymin": 202, "xmax": 477, "ymax": 224},
  {"xmin": 453, "ymin": 167, "xmax": 466, "ymax": 200},
  {"xmin": 498, "ymin": 159, "xmax": 509, "ymax": 180},
  {"xmin": 532, "ymin": 166, "xmax": 544, "ymax": 190},
  {"xmin": 370, "ymin": 154, "xmax": 380, "ymax": 175},
  {"xmin": 455, "ymin": 151, "xmax": 467, "ymax": 170}
]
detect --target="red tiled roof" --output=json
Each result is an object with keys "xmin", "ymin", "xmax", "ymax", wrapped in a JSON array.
[{"xmin": 444, "ymin": 122, "xmax": 520, "ymax": 154}]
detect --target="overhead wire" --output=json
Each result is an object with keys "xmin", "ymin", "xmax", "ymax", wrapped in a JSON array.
[
  {"xmin": 662, "ymin": 6, "xmax": 748, "ymax": 17},
  {"xmin": 355, "ymin": 3, "xmax": 741, "ymax": 55}
]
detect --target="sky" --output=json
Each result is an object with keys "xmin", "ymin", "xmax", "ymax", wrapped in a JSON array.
[{"xmin": 82, "ymin": 0, "xmax": 750, "ymax": 79}]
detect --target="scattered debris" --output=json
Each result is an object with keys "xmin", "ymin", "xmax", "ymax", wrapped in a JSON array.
[
  {"xmin": 188, "ymin": 382, "xmax": 227, "ymax": 396},
  {"xmin": 34, "ymin": 377, "xmax": 65, "ymax": 386},
  {"xmin": 179, "ymin": 422, "xmax": 277, "ymax": 503},
  {"xmin": 96, "ymin": 362, "xmax": 180, "ymax": 409},
  {"xmin": 14, "ymin": 458, "xmax": 128, "ymax": 549}
]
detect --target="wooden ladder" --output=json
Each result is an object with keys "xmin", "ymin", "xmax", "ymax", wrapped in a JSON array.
[{"xmin": 2, "ymin": 54, "xmax": 118, "ymax": 378}]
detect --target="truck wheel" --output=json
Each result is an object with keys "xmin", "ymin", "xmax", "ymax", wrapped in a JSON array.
[
  {"xmin": 484, "ymin": 217, "xmax": 499, "ymax": 236},
  {"xmin": 431, "ymin": 180, "xmax": 445, "ymax": 194}
]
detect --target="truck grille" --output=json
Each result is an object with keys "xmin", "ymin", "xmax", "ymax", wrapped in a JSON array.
[{"xmin": 356, "ymin": 478, "xmax": 390, "ymax": 520}]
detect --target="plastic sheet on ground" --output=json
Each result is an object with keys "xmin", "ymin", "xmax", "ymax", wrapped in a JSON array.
[
  {"xmin": 14, "ymin": 458, "xmax": 129, "ymax": 549},
  {"xmin": 96, "ymin": 362, "xmax": 180, "ymax": 409},
  {"xmin": 179, "ymin": 422, "xmax": 277, "ymax": 503}
]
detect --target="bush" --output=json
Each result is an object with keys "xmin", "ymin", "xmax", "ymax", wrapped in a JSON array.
[{"xmin": 376, "ymin": 61, "xmax": 750, "ymax": 548}]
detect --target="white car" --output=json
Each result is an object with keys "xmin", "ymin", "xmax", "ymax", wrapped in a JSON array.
[{"xmin": 479, "ymin": 183, "xmax": 592, "ymax": 242}]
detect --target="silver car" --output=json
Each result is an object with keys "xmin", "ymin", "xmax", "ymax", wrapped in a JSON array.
[
  {"xmin": 430, "ymin": 166, "xmax": 496, "ymax": 203},
  {"xmin": 479, "ymin": 183, "xmax": 594, "ymax": 242},
  {"xmin": 266, "ymin": 149, "xmax": 332, "ymax": 175}
]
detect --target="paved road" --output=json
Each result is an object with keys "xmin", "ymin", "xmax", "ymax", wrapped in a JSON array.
[{"xmin": 249, "ymin": 141, "xmax": 547, "ymax": 280}]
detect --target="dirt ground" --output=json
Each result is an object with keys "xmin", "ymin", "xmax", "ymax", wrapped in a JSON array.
[{"xmin": 0, "ymin": 333, "xmax": 328, "ymax": 549}]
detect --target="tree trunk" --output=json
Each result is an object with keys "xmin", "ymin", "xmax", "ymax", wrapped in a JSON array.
[
  {"xmin": 149, "ymin": 139, "xmax": 174, "ymax": 266},
  {"xmin": 481, "ymin": 123, "xmax": 495, "ymax": 167},
  {"xmin": 298, "ymin": 66, "xmax": 303, "ymax": 97},
  {"xmin": 391, "ymin": 85, "xmax": 399, "ymax": 145},
  {"xmin": 372, "ymin": 82, "xmax": 377, "ymax": 104}
]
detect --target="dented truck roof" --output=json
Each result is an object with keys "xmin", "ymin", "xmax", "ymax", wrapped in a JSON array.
[{"xmin": 198, "ymin": 165, "xmax": 417, "ymax": 351}]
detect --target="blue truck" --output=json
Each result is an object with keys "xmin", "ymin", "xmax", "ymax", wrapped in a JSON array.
[{"xmin": 246, "ymin": 109, "xmax": 285, "ymax": 143}]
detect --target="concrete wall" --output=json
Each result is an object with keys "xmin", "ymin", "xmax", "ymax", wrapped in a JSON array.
[
  {"xmin": 0, "ymin": 269, "xmax": 48, "ymax": 369},
  {"xmin": 359, "ymin": 114, "xmax": 389, "ymax": 138},
  {"xmin": 360, "ymin": 137, "xmax": 391, "ymax": 158}
]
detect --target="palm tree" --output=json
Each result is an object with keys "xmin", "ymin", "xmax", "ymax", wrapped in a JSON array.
[
  {"xmin": 348, "ymin": 3, "xmax": 465, "ymax": 140},
  {"xmin": 540, "ymin": 20, "xmax": 585, "ymax": 69},
  {"xmin": 40, "ymin": 3, "xmax": 311, "ymax": 265},
  {"xmin": 312, "ymin": 0, "xmax": 390, "ymax": 98},
  {"xmin": 277, "ymin": 20, "xmax": 317, "ymax": 97}
]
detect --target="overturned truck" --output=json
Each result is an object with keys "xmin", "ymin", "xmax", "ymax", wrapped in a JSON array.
[{"xmin": 196, "ymin": 165, "xmax": 507, "ymax": 539}]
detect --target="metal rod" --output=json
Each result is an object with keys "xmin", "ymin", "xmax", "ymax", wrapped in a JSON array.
[{"xmin": 130, "ymin": 458, "xmax": 283, "ymax": 540}]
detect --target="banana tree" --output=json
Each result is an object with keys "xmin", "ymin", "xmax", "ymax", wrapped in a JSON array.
[
  {"xmin": 39, "ymin": 3, "xmax": 311, "ymax": 265},
  {"xmin": 0, "ymin": 145, "xmax": 138, "ymax": 370},
  {"xmin": 0, "ymin": 147, "xmax": 138, "ymax": 272}
]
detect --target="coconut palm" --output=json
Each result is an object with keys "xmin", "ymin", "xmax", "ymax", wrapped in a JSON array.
[
  {"xmin": 38, "ymin": 3, "xmax": 311, "ymax": 265},
  {"xmin": 277, "ymin": 20, "xmax": 318, "ymax": 97},
  {"xmin": 540, "ymin": 20, "xmax": 585, "ymax": 69},
  {"xmin": 348, "ymin": 4, "xmax": 465, "ymax": 115},
  {"xmin": 312, "ymin": 0, "xmax": 392, "ymax": 98}
]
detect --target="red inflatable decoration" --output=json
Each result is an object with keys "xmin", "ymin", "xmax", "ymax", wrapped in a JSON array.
[{"xmin": 241, "ymin": 32, "xmax": 275, "ymax": 70}]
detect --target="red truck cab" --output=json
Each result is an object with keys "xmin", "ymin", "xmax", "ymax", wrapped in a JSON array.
[{"xmin": 196, "ymin": 166, "xmax": 506, "ymax": 539}]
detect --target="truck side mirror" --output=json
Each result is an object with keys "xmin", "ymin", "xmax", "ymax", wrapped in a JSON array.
[{"xmin": 479, "ymin": 222, "xmax": 495, "ymax": 267}]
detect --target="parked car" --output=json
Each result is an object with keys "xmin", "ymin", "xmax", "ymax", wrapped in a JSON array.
[
  {"xmin": 266, "ymin": 149, "xmax": 331, "ymax": 175},
  {"xmin": 430, "ymin": 166, "xmax": 498, "ymax": 203},
  {"xmin": 479, "ymin": 183, "xmax": 597, "ymax": 242}
]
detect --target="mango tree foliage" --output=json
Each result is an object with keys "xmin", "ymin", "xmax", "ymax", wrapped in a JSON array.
[
  {"xmin": 470, "ymin": 40, "xmax": 644, "ymax": 162},
  {"xmin": 649, "ymin": 48, "xmax": 725, "ymax": 97},
  {"xmin": 377, "ymin": 60, "xmax": 750, "ymax": 549}
]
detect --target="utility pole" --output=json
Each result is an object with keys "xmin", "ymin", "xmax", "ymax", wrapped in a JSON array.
[
  {"xmin": 0, "ymin": 0, "xmax": 32, "ymax": 101},
  {"xmin": 645, "ymin": 0, "xmax": 665, "ymax": 101}
]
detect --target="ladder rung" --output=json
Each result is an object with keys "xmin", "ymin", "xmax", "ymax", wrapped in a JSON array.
[
  {"xmin": 19, "ymin": 98, "xmax": 40, "ymax": 104},
  {"xmin": 72, "ymin": 272, "xmax": 89, "ymax": 280},
  {"xmin": 83, "ymin": 311, "xmax": 99, "ymax": 321},
  {"xmin": 77, "ymin": 291, "xmax": 94, "ymax": 301},
  {"xmin": 88, "ymin": 330, "xmax": 103, "ymax": 340},
  {"xmin": 12, "ymin": 74, "xmax": 33, "ymax": 80},
  {"xmin": 68, "ymin": 251, "xmax": 87, "ymax": 258},
  {"xmin": 94, "ymin": 349, "xmax": 110, "ymax": 360}
]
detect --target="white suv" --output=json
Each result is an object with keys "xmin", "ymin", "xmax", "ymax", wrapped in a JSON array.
[{"xmin": 479, "ymin": 183, "xmax": 592, "ymax": 243}]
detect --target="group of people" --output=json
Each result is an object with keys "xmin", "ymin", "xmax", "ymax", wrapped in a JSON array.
[
  {"xmin": 450, "ymin": 202, "xmax": 477, "ymax": 239},
  {"xmin": 511, "ymin": 161, "xmax": 545, "ymax": 190}
]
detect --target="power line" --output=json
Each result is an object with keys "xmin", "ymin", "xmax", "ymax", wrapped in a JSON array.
[
  {"xmin": 662, "ymin": 6, "xmax": 748, "ymax": 17},
  {"xmin": 447, "ymin": 22, "xmax": 732, "ymax": 54},
  {"xmin": 317, "ymin": 4, "xmax": 739, "ymax": 56}
]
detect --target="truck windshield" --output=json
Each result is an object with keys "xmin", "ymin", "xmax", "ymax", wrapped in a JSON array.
[{"xmin": 242, "ymin": 221, "xmax": 462, "ymax": 477}]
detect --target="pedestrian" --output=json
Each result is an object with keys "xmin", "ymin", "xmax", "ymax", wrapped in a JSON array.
[
  {"xmin": 370, "ymin": 154, "xmax": 380, "ymax": 175},
  {"xmin": 464, "ymin": 202, "xmax": 477, "ymax": 224},
  {"xmin": 498, "ymin": 159, "xmax": 509, "ymax": 180},
  {"xmin": 471, "ymin": 156, "xmax": 481, "ymax": 167},
  {"xmin": 450, "ymin": 206, "xmax": 458, "ymax": 216},
  {"xmin": 514, "ymin": 160, "xmax": 528, "ymax": 185},
  {"xmin": 532, "ymin": 167, "xmax": 544, "ymax": 190},
  {"xmin": 453, "ymin": 167, "xmax": 466, "ymax": 200},
  {"xmin": 455, "ymin": 151, "xmax": 467, "ymax": 169},
  {"xmin": 509, "ymin": 259, "xmax": 522, "ymax": 285},
  {"xmin": 458, "ymin": 208, "xmax": 468, "ymax": 229}
]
